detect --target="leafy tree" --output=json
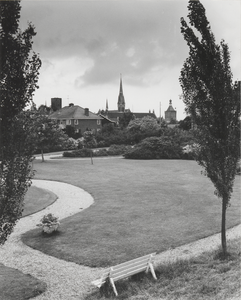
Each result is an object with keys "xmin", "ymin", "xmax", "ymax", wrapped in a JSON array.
[
  {"xmin": 118, "ymin": 111, "xmax": 135, "ymax": 129},
  {"xmin": 178, "ymin": 116, "xmax": 192, "ymax": 131},
  {"xmin": 82, "ymin": 130, "xmax": 97, "ymax": 148},
  {"xmin": 180, "ymin": 0, "xmax": 240, "ymax": 255},
  {"xmin": 38, "ymin": 104, "xmax": 51, "ymax": 114},
  {"xmin": 63, "ymin": 125, "xmax": 76, "ymax": 138},
  {"xmin": 0, "ymin": 0, "xmax": 41, "ymax": 244},
  {"xmin": 127, "ymin": 116, "xmax": 162, "ymax": 143},
  {"xmin": 33, "ymin": 112, "xmax": 69, "ymax": 162}
]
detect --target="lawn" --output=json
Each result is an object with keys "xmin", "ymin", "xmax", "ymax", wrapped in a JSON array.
[
  {"xmin": 22, "ymin": 186, "xmax": 57, "ymax": 217},
  {"xmin": 0, "ymin": 264, "xmax": 46, "ymax": 300},
  {"xmin": 22, "ymin": 158, "xmax": 240, "ymax": 268}
]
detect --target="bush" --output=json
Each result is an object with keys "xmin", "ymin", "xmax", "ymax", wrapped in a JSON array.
[
  {"xmin": 124, "ymin": 136, "xmax": 183, "ymax": 159},
  {"xmin": 93, "ymin": 149, "xmax": 108, "ymax": 157},
  {"xmin": 107, "ymin": 144, "xmax": 129, "ymax": 156},
  {"xmin": 63, "ymin": 145, "xmax": 131, "ymax": 158}
]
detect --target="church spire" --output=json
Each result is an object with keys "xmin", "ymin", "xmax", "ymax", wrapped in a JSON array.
[{"xmin": 118, "ymin": 74, "xmax": 125, "ymax": 112}]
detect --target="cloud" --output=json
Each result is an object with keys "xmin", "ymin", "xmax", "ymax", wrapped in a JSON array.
[
  {"xmin": 21, "ymin": 0, "xmax": 189, "ymax": 87},
  {"xmin": 20, "ymin": 0, "xmax": 240, "ymax": 117}
]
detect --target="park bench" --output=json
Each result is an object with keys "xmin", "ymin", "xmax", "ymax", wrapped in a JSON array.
[{"xmin": 92, "ymin": 252, "xmax": 157, "ymax": 296}]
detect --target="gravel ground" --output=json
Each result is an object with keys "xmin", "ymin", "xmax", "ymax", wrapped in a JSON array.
[{"xmin": 0, "ymin": 179, "xmax": 240, "ymax": 300}]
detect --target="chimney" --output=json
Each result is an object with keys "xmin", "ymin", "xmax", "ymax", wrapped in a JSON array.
[{"xmin": 84, "ymin": 108, "xmax": 89, "ymax": 116}]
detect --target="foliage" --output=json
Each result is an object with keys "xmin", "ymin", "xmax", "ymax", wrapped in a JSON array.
[
  {"xmin": 82, "ymin": 130, "xmax": 97, "ymax": 148},
  {"xmin": 0, "ymin": 0, "xmax": 41, "ymax": 244},
  {"xmin": 37, "ymin": 213, "xmax": 59, "ymax": 225},
  {"xmin": 36, "ymin": 213, "xmax": 59, "ymax": 234},
  {"xmin": 107, "ymin": 144, "xmax": 130, "ymax": 156},
  {"xmin": 127, "ymin": 116, "xmax": 162, "ymax": 142},
  {"xmin": 63, "ymin": 144, "xmax": 130, "ymax": 158},
  {"xmin": 96, "ymin": 127, "xmax": 128, "ymax": 147},
  {"xmin": 179, "ymin": 116, "xmax": 192, "ymax": 131},
  {"xmin": 124, "ymin": 136, "xmax": 183, "ymax": 159},
  {"xmin": 118, "ymin": 111, "xmax": 135, "ymax": 129},
  {"xmin": 12, "ymin": 109, "xmax": 71, "ymax": 161},
  {"xmin": 32, "ymin": 111, "xmax": 69, "ymax": 161},
  {"xmin": 180, "ymin": 0, "xmax": 240, "ymax": 254},
  {"xmin": 63, "ymin": 125, "xmax": 82, "ymax": 139},
  {"xmin": 96, "ymin": 116, "xmax": 164, "ymax": 147}
]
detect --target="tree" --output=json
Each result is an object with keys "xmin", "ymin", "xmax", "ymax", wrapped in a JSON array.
[
  {"xmin": 127, "ymin": 116, "xmax": 161, "ymax": 136},
  {"xmin": 32, "ymin": 111, "xmax": 69, "ymax": 162},
  {"xmin": 180, "ymin": 0, "xmax": 240, "ymax": 255},
  {"xmin": 178, "ymin": 116, "xmax": 192, "ymax": 131},
  {"xmin": 0, "ymin": 0, "xmax": 41, "ymax": 244},
  {"xmin": 82, "ymin": 130, "xmax": 97, "ymax": 148},
  {"xmin": 118, "ymin": 111, "xmax": 135, "ymax": 129}
]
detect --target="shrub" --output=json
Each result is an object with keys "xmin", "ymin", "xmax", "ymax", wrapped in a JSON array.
[
  {"xmin": 107, "ymin": 144, "xmax": 128, "ymax": 156},
  {"xmin": 124, "ymin": 136, "xmax": 183, "ymax": 159},
  {"xmin": 93, "ymin": 149, "xmax": 108, "ymax": 157}
]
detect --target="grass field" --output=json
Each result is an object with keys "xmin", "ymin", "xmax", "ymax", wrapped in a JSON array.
[
  {"xmin": 0, "ymin": 264, "xmax": 46, "ymax": 300},
  {"xmin": 22, "ymin": 186, "xmax": 57, "ymax": 217},
  {"xmin": 22, "ymin": 158, "xmax": 240, "ymax": 268}
]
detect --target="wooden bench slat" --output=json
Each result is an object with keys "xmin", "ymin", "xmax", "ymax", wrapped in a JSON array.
[
  {"xmin": 111, "ymin": 253, "xmax": 156, "ymax": 270},
  {"xmin": 112, "ymin": 266, "xmax": 148, "ymax": 281},
  {"xmin": 111, "ymin": 262, "xmax": 149, "ymax": 277}
]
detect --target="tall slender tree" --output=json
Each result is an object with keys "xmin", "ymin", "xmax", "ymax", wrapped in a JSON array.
[
  {"xmin": 0, "ymin": 0, "xmax": 41, "ymax": 244},
  {"xmin": 179, "ymin": 0, "xmax": 240, "ymax": 255}
]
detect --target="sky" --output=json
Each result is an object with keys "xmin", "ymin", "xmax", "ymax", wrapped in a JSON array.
[{"xmin": 19, "ymin": 0, "xmax": 241, "ymax": 120}]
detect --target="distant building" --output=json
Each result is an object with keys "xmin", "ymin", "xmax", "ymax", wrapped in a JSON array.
[
  {"xmin": 100, "ymin": 75, "xmax": 156, "ymax": 124},
  {"xmin": 165, "ymin": 100, "xmax": 177, "ymax": 123},
  {"xmin": 49, "ymin": 103, "xmax": 103, "ymax": 134},
  {"xmin": 51, "ymin": 97, "xmax": 62, "ymax": 112}
]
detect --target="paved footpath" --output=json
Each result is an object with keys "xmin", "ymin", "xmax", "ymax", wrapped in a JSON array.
[{"xmin": 0, "ymin": 179, "xmax": 240, "ymax": 299}]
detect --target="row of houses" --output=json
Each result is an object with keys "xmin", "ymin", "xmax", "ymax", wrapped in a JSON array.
[{"xmin": 48, "ymin": 77, "xmax": 177, "ymax": 134}]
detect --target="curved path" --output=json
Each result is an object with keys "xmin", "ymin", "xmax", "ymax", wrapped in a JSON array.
[{"xmin": 0, "ymin": 180, "xmax": 240, "ymax": 299}]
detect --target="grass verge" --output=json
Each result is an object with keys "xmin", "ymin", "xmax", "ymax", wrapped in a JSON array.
[
  {"xmin": 22, "ymin": 158, "xmax": 240, "ymax": 267},
  {"xmin": 85, "ymin": 238, "xmax": 241, "ymax": 300},
  {"xmin": 0, "ymin": 264, "xmax": 46, "ymax": 300}
]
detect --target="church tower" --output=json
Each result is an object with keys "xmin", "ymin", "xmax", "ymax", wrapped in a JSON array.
[
  {"xmin": 117, "ymin": 74, "xmax": 125, "ymax": 112},
  {"xmin": 165, "ymin": 99, "xmax": 177, "ymax": 123}
]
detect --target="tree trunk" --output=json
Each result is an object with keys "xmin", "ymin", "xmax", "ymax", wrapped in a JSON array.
[
  {"xmin": 221, "ymin": 196, "xmax": 227, "ymax": 255},
  {"xmin": 41, "ymin": 149, "xmax": 44, "ymax": 162}
]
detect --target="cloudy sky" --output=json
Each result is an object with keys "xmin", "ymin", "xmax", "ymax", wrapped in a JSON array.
[{"xmin": 20, "ymin": 0, "xmax": 240, "ymax": 120}]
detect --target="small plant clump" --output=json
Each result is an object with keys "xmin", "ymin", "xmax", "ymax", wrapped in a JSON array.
[{"xmin": 37, "ymin": 213, "xmax": 60, "ymax": 234}]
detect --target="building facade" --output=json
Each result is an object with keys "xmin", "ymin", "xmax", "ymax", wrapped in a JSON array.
[{"xmin": 49, "ymin": 102, "xmax": 103, "ymax": 134}]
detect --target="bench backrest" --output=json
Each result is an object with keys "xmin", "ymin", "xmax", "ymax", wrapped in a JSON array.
[
  {"xmin": 94, "ymin": 253, "xmax": 156, "ymax": 287},
  {"xmin": 110, "ymin": 252, "xmax": 156, "ymax": 281}
]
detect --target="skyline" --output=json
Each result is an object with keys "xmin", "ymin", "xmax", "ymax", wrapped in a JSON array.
[{"xmin": 20, "ymin": 0, "xmax": 241, "ymax": 120}]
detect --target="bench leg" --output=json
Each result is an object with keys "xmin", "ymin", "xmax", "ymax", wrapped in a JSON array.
[
  {"xmin": 148, "ymin": 263, "xmax": 157, "ymax": 280},
  {"xmin": 110, "ymin": 278, "xmax": 118, "ymax": 296}
]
